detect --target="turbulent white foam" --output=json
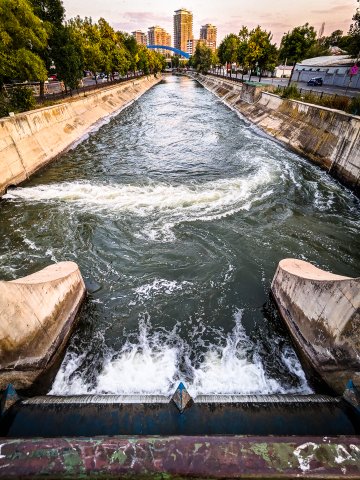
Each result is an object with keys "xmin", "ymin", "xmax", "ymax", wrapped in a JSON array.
[
  {"xmin": 50, "ymin": 311, "xmax": 312, "ymax": 396},
  {"xmin": 50, "ymin": 352, "xmax": 91, "ymax": 395},
  {"xmin": 189, "ymin": 310, "xmax": 283, "ymax": 396},
  {"xmin": 134, "ymin": 279, "xmax": 193, "ymax": 301},
  {"xmin": 5, "ymin": 169, "xmax": 274, "ymax": 240}
]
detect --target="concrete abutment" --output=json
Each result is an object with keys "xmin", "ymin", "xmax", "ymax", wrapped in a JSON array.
[
  {"xmin": 0, "ymin": 262, "xmax": 86, "ymax": 390},
  {"xmin": 271, "ymin": 258, "xmax": 360, "ymax": 394}
]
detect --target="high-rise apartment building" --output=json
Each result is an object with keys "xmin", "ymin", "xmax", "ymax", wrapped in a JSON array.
[
  {"xmin": 200, "ymin": 24, "xmax": 217, "ymax": 52},
  {"xmin": 173, "ymin": 8, "xmax": 193, "ymax": 52},
  {"xmin": 147, "ymin": 26, "xmax": 171, "ymax": 47},
  {"xmin": 132, "ymin": 30, "xmax": 147, "ymax": 46},
  {"xmin": 148, "ymin": 26, "xmax": 172, "ymax": 57},
  {"xmin": 186, "ymin": 38, "xmax": 198, "ymax": 55}
]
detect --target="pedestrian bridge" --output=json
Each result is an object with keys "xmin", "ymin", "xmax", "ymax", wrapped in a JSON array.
[{"xmin": 147, "ymin": 45, "xmax": 190, "ymax": 59}]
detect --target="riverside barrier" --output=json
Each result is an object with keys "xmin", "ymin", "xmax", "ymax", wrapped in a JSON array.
[
  {"xmin": 0, "ymin": 75, "xmax": 162, "ymax": 197},
  {"xmin": 188, "ymin": 72, "xmax": 360, "ymax": 195}
]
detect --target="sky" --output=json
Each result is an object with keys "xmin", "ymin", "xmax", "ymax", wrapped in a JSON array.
[{"xmin": 62, "ymin": 0, "xmax": 358, "ymax": 45}]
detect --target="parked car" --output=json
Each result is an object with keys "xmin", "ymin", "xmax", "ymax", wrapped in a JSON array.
[{"xmin": 307, "ymin": 77, "xmax": 323, "ymax": 86}]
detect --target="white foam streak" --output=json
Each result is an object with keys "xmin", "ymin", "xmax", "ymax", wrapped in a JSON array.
[
  {"xmin": 134, "ymin": 279, "xmax": 193, "ymax": 301},
  {"xmin": 5, "ymin": 169, "xmax": 272, "ymax": 217}
]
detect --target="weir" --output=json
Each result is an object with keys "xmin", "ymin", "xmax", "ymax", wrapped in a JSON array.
[{"xmin": 1, "ymin": 384, "xmax": 359, "ymax": 437}]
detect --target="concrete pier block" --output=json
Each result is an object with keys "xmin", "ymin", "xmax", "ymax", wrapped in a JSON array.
[
  {"xmin": 271, "ymin": 259, "xmax": 360, "ymax": 394},
  {"xmin": 0, "ymin": 262, "xmax": 86, "ymax": 390}
]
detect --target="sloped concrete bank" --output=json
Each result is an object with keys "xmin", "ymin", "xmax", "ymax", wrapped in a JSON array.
[
  {"xmin": 190, "ymin": 73, "xmax": 360, "ymax": 194},
  {"xmin": 0, "ymin": 75, "xmax": 161, "ymax": 196},
  {"xmin": 0, "ymin": 262, "xmax": 86, "ymax": 390},
  {"xmin": 271, "ymin": 259, "xmax": 360, "ymax": 394}
]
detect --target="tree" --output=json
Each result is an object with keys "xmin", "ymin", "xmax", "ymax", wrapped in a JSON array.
[
  {"xmin": 122, "ymin": 33, "xmax": 139, "ymax": 74},
  {"xmin": 347, "ymin": 10, "xmax": 360, "ymax": 57},
  {"xmin": 324, "ymin": 29, "xmax": 344, "ymax": 47},
  {"xmin": 246, "ymin": 26, "xmax": 278, "ymax": 81},
  {"xmin": 69, "ymin": 17, "xmax": 103, "ymax": 83},
  {"xmin": 237, "ymin": 26, "xmax": 250, "ymax": 80},
  {"xmin": 279, "ymin": 23, "xmax": 317, "ymax": 85},
  {"xmin": 51, "ymin": 24, "xmax": 84, "ymax": 90},
  {"xmin": 0, "ymin": 0, "xmax": 48, "ymax": 87},
  {"xmin": 192, "ymin": 42, "xmax": 214, "ymax": 73},
  {"xmin": 29, "ymin": 0, "xmax": 65, "ymax": 96},
  {"xmin": 172, "ymin": 55, "xmax": 180, "ymax": 68},
  {"xmin": 218, "ymin": 33, "xmax": 240, "ymax": 76}
]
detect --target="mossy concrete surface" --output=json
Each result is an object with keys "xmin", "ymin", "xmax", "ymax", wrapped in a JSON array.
[{"xmin": 0, "ymin": 435, "xmax": 359, "ymax": 478}]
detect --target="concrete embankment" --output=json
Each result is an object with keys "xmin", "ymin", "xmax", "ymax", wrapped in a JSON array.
[
  {"xmin": 0, "ymin": 75, "xmax": 161, "ymax": 196},
  {"xmin": 0, "ymin": 262, "xmax": 85, "ymax": 390},
  {"xmin": 271, "ymin": 258, "xmax": 360, "ymax": 394},
  {"xmin": 190, "ymin": 73, "xmax": 360, "ymax": 194}
]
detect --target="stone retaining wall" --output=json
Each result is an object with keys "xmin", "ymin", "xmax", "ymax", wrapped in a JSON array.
[
  {"xmin": 191, "ymin": 73, "xmax": 360, "ymax": 194},
  {"xmin": 0, "ymin": 75, "xmax": 161, "ymax": 196}
]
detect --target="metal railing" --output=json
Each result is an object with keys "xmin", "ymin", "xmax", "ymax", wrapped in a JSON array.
[{"xmin": 35, "ymin": 72, "xmax": 147, "ymax": 104}]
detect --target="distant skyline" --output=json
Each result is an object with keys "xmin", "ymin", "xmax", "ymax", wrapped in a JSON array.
[{"xmin": 62, "ymin": 0, "xmax": 358, "ymax": 45}]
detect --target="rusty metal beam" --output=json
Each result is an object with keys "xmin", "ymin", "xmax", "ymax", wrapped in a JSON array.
[{"xmin": 0, "ymin": 435, "xmax": 359, "ymax": 478}]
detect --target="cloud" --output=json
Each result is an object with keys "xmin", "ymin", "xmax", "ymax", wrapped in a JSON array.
[
  {"xmin": 112, "ymin": 10, "xmax": 173, "ymax": 33},
  {"xmin": 311, "ymin": 4, "xmax": 353, "ymax": 14}
]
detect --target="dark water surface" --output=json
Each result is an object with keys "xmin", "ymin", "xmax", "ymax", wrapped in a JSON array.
[{"xmin": 1, "ymin": 76, "xmax": 359, "ymax": 396}]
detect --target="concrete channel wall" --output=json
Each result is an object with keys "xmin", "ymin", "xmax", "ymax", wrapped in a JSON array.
[
  {"xmin": 190, "ymin": 73, "xmax": 360, "ymax": 194},
  {"xmin": 0, "ymin": 262, "xmax": 85, "ymax": 390},
  {"xmin": 0, "ymin": 75, "xmax": 162, "ymax": 196},
  {"xmin": 271, "ymin": 259, "xmax": 360, "ymax": 394}
]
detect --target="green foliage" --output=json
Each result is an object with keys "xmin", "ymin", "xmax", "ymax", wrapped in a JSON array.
[
  {"xmin": 306, "ymin": 37, "xmax": 330, "ymax": 58},
  {"xmin": 172, "ymin": 55, "xmax": 180, "ymax": 68},
  {"xmin": 280, "ymin": 84, "xmax": 301, "ymax": 99},
  {"xmin": 218, "ymin": 34, "xmax": 240, "ymax": 65},
  {"xmin": 52, "ymin": 24, "xmax": 84, "ymax": 89},
  {"xmin": 279, "ymin": 23, "xmax": 317, "ymax": 64},
  {"xmin": 0, "ymin": 0, "xmax": 48, "ymax": 85},
  {"xmin": 324, "ymin": 29, "xmax": 344, "ymax": 47},
  {"xmin": 274, "ymin": 84, "xmax": 354, "ymax": 114},
  {"xmin": 0, "ymin": 86, "xmax": 36, "ymax": 116},
  {"xmin": 30, "ymin": 0, "xmax": 64, "ymax": 26},
  {"xmin": 247, "ymin": 26, "xmax": 278, "ymax": 79},
  {"xmin": 192, "ymin": 42, "xmax": 214, "ymax": 73},
  {"xmin": 237, "ymin": 26, "xmax": 250, "ymax": 76},
  {"xmin": 346, "ymin": 96, "xmax": 360, "ymax": 116},
  {"xmin": 347, "ymin": 11, "xmax": 360, "ymax": 57},
  {"xmin": 8, "ymin": 85, "xmax": 36, "ymax": 111},
  {"xmin": 0, "ymin": 0, "xmax": 173, "ymax": 103}
]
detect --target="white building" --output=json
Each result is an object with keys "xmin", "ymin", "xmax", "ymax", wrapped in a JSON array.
[
  {"xmin": 294, "ymin": 55, "xmax": 360, "ymax": 89},
  {"xmin": 273, "ymin": 65, "xmax": 293, "ymax": 78}
]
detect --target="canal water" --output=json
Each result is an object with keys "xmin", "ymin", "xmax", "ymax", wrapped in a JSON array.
[{"xmin": 1, "ymin": 76, "xmax": 360, "ymax": 397}]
